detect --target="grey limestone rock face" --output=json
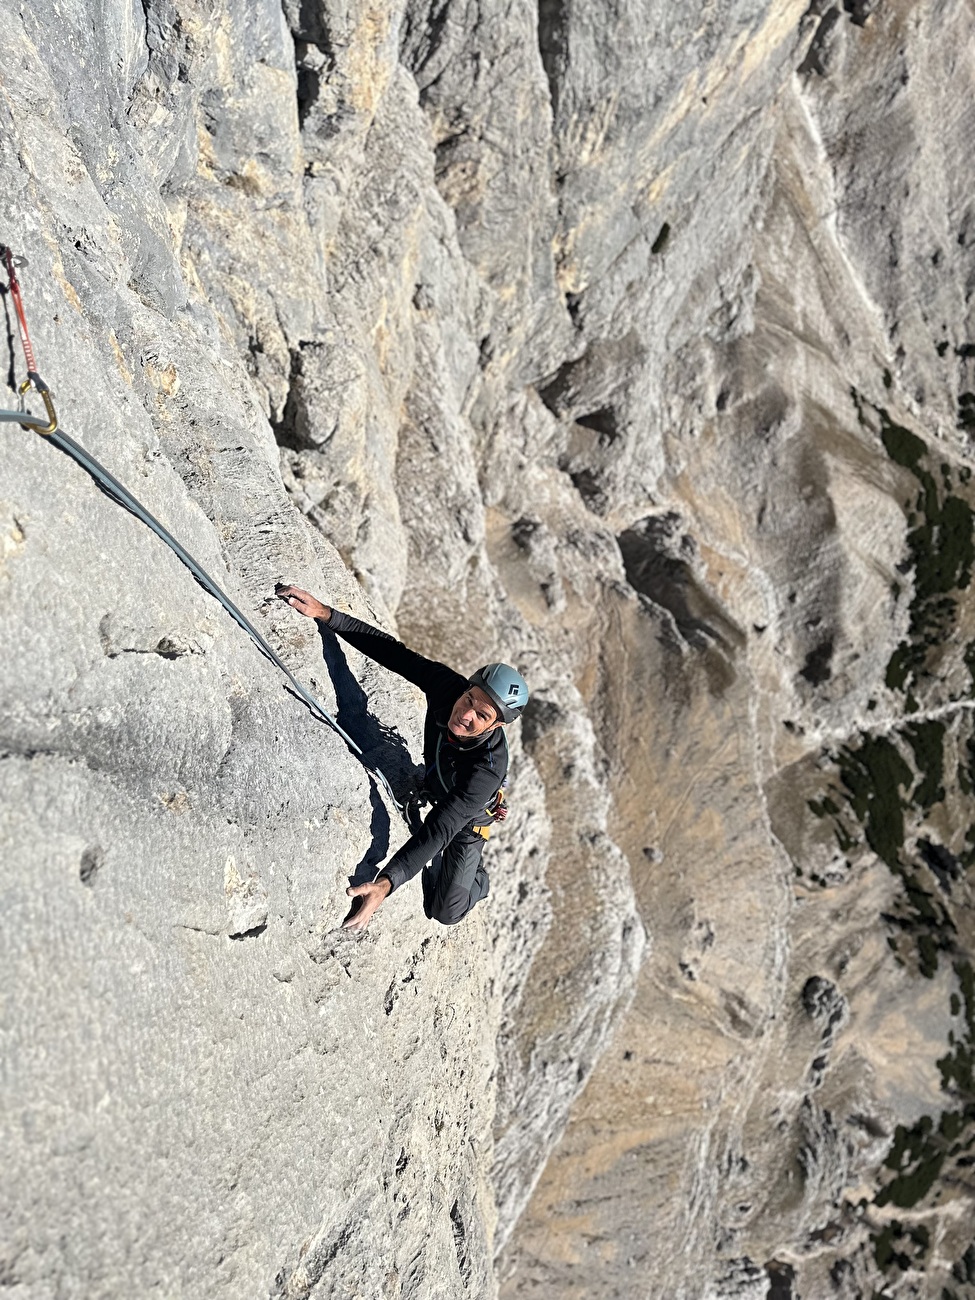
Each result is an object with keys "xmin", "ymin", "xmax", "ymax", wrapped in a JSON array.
[{"xmin": 2, "ymin": 0, "xmax": 975, "ymax": 1297}]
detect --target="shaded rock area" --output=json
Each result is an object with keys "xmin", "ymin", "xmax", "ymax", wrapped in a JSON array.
[{"xmin": 2, "ymin": 0, "xmax": 975, "ymax": 1297}]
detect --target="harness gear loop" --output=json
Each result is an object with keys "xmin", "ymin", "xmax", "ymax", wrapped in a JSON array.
[{"xmin": 472, "ymin": 787, "xmax": 507, "ymax": 839}]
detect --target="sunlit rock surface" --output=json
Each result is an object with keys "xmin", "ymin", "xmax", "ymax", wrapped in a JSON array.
[{"xmin": 2, "ymin": 1, "xmax": 974, "ymax": 1297}]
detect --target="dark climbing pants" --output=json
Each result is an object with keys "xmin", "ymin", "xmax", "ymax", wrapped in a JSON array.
[{"xmin": 422, "ymin": 825, "xmax": 490, "ymax": 926}]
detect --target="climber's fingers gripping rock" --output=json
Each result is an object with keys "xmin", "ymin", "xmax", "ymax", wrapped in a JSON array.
[
  {"xmin": 342, "ymin": 877, "xmax": 392, "ymax": 931},
  {"xmin": 276, "ymin": 584, "xmax": 331, "ymax": 622}
]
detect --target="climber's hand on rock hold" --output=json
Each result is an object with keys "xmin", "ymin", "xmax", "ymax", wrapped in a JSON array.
[
  {"xmin": 342, "ymin": 877, "xmax": 392, "ymax": 931},
  {"xmin": 276, "ymin": 584, "xmax": 331, "ymax": 622}
]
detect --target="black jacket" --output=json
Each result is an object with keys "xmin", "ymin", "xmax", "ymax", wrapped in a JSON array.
[{"xmin": 323, "ymin": 609, "xmax": 508, "ymax": 892}]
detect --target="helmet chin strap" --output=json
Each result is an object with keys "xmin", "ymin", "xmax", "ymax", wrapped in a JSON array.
[{"xmin": 448, "ymin": 725, "xmax": 497, "ymax": 746}]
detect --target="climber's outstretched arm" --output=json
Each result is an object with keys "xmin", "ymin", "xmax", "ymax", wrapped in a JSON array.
[{"xmin": 276, "ymin": 585, "xmax": 462, "ymax": 696}]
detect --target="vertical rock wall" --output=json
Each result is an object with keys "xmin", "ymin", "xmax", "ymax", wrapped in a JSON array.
[{"xmin": 2, "ymin": 1, "xmax": 974, "ymax": 1297}]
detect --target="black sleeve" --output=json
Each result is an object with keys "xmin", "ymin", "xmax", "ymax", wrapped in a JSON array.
[
  {"xmin": 379, "ymin": 763, "xmax": 502, "ymax": 892},
  {"xmin": 323, "ymin": 608, "xmax": 465, "ymax": 699}
]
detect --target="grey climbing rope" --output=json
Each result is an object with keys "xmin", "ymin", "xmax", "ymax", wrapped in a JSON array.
[
  {"xmin": 0, "ymin": 402, "xmax": 404, "ymax": 814},
  {"xmin": 0, "ymin": 248, "xmax": 404, "ymax": 817},
  {"xmin": 0, "ymin": 401, "xmax": 405, "ymax": 816}
]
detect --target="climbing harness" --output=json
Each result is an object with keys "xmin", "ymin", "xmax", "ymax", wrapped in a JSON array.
[
  {"xmin": 0, "ymin": 246, "xmax": 404, "ymax": 819},
  {"xmin": 473, "ymin": 789, "xmax": 507, "ymax": 841}
]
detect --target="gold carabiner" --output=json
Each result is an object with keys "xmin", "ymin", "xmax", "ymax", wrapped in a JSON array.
[{"xmin": 18, "ymin": 377, "xmax": 58, "ymax": 434}]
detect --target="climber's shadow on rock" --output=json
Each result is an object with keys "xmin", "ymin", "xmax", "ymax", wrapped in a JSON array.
[{"xmin": 316, "ymin": 626, "xmax": 422, "ymax": 901}]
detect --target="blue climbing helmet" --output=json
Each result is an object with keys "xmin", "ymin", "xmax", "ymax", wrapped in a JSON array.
[{"xmin": 468, "ymin": 663, "xmax": 529, "ymax": 724}]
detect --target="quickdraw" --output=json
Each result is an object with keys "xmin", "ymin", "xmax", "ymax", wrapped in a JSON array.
[
  {"xmin": 1, "ymin": 246, "xmax": 58, "ymax": 434},
  {"xmin": 0, "ymin": 246, "xmax": 405, "ymax": 821}
]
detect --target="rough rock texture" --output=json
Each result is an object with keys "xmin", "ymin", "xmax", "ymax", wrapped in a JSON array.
[{"xmin": 2, "ymin": 0, "xmax": 975, "ymax": 1297}]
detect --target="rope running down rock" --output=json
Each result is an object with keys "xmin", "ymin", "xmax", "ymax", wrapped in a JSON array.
[{"xmin": 0, "ymin": 246, "xmax": 405, "ymax": 819}]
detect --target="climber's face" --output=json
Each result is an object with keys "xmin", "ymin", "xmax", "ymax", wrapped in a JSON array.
[{"xmin": 447, "ymin": 686, "xmax": 500, "ymax": 739}]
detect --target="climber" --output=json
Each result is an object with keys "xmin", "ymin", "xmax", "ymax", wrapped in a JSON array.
[{"xmin": 276, "ymin": 585, "xmax": 529, "ymax": 931}]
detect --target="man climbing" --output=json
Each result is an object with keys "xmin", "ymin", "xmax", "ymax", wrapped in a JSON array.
[{"xmin": 276, "ymin": 586, "xmax": 529, "ymax": 931}]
